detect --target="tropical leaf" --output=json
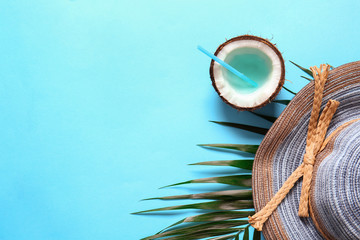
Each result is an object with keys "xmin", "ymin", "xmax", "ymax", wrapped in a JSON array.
[
  {"xmin": 156, "ymin": 211, "xmax": 255, "ymax": 234},
  {"xmin": 190, "ymin": 160, "xmax": 253, "ymax": 170},
  {"xmin": 301, "ymin": 76, "xmax": 312, "ymax": 81},
  {"xmin": 290, "ymin": 60, "xmax": 313, "ymax": 78},
  {"xmin": 282, "ymin": 86, "xmax": 296, "ymax": 95},
  {"xmin": 181, "ymin": 210, "xmax": 254, "ymax": 222},
  {"xmin": 136, "ymin": 66, "xmax": 314, "ymax": 240},
  {"xmin": 253, "ymin": 229, "xmax": 261, "ymax": 240},
  {"xmin": 249, "ymin": 112, "xmax": 277, "ymax": 123},
  {"xmin": 142, "ymin": 220, "xmax": 249, "ymax": 240},
  {"xmin": 243, "ymin": 226, "xmax": 250, "ymax": 240},
  {"xmin": 144, "ymin": 189, "xmax": 253, "ymax": 201},
  {"xmin": 208, "ymin": 234, "xmax": 237, "ymax": 240},
  {"xmin": 162, "ymin": 228, "xmax": 245, "ymax": 240},
  {"xmin": 272, "ymin": 99, "xmax": 291, "ymax": 105},
  {"xmin": 209, "ymin": 121, "xmax": 268, "ymax": 135},
  {"xmin": 133, "ymin": 200, "xmax": 254, "ymax": 214},
  {"xmin": 162, "ymin": 210, "xmax": 254, "ymax": 233},
  {"xmin": 235, "ymin": 227, "xmax": 247, "ymax": 240},
  {"xmin": 198, "ymin": 144, "xmax": 258, "ymax": 154},
  {"xmin": 160, "ymin": 175, "xmax": 252, "ymax": 189}
]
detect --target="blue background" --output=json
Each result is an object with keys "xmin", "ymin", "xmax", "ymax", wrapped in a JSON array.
[{"xmin": 1, "ymin": 1, "xmax": 359, "ymax": 239}]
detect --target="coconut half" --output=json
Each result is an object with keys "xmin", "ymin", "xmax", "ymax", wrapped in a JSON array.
[{"xmin": 210, "ymin": 35, "xmax": 285, "ymax": 111}]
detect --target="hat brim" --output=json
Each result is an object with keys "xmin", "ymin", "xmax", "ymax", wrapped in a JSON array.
[{"xmin": 252, "ymin": 61, "xmax": 360, "ymax": 239}]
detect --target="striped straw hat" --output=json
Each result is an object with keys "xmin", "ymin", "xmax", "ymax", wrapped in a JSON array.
[{"xmin": 249, "ymin": 62, "xmax": 360, "ymax": 239}]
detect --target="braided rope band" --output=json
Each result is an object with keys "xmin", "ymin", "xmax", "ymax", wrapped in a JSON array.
[{"xmin": 249, "ymin": 64, "xmax": 340, "ymax": 231}]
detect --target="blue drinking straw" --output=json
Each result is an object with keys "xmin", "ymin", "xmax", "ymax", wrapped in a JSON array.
[{"xmin": 197, "ymin": 45, "xmax": 258, "ymax": 87}]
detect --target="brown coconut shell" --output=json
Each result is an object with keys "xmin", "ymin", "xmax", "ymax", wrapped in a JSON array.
[{"xmin": 209, "ymin": 35, "xmax": 285, "ymax": 111}]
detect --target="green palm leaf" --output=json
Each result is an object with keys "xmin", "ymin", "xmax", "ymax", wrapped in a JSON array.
[
  {"xmin": 190, "ymin": 160, "xmax": 253, "ymax": 170},
  {"xmin": 282, "ymin": 86, "xmax": 296, "ymax": 95},
  {"xmin": 242, "ymin": 226, "xmax": 250, "ymax": 240},
  {"xmin": 160, "ymin": 175, "xmax": 252, "ymax": 189},
  {"xmin": 301, "ymin": 76, "xmax": 313, "ymax": 81},
  {"xmin": 209, "ymin": 121, "xmax": 268, "ymax": 135},
  {"xmin": 144, "ymin": 190, "xmax": 252, "ymax": 201},
  {"xmin": 135, "ymin": 68, "xmax": 313, "ymax": 240},
  {"xmin": 142, "ymin": 220, "xmax": 249, "ymax": 240},
  {"xmin": 208, "ymin": 234, "xmax": 237, "ymax": 240},
  {"xmin": 253, "ymin": 229, "xmax": 261, "ymax": 240},
  {"xmin": 290, "ymin": 60, "xmax": 313, "ymax": 78},
  {"xmin": 179, "ymin": 211, "xmax": 254, "ymax": 223},
  {"xmin": 133, "ymin": 200, "xmax": 254, "ymax": 214},
  {"xmin": 162, "ymin": 228, "xmax": 246, "ymax": 240},
  {"xmin": 249, "ymin": 112, "xmax": 277, "ymax": 123},
  {"xmin": 155, "ymin": 211, "xmax": 255, "ymax": 235},
  {"xmin": 198, "ymin": 144, "xmax": 258, "ymax": 154}
]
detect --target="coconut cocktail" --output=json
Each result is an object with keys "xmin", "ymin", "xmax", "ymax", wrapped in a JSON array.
[{"xmin": 210, "ymin": 35, "xmax": 285, "ymax": 111}]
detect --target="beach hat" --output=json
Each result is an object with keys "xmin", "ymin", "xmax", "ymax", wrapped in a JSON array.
[{"xmin": 249, "ymin": 62, "xmax": 360, "ymax": 239}]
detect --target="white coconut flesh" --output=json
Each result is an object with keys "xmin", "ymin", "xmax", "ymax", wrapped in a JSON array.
[{"xmin": 212, "ymin": 40, "xmax": 283, "ymax": 108}]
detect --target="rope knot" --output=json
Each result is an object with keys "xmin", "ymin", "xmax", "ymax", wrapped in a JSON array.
[
  {"xmin": 303, "ymin": 153, "xmax": 316, "ymax": 166},
  {"xmin": 249, "ymin": 64, "xmax": 340, "ymax": 230}
]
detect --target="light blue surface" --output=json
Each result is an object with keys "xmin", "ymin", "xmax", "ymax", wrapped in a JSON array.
[{"xmin": 0, "ymin": 1, "xmax": 359, "ymax": 239}]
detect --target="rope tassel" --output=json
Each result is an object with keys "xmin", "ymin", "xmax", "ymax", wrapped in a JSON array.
[{"xmin": 249, "ymin": 64, "xmax": 340, "ymax": 231}]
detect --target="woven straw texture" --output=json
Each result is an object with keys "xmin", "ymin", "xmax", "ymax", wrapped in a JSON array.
[{"xmin": 252, "ymin": 61, "xmax": 360, "ymax": 240}]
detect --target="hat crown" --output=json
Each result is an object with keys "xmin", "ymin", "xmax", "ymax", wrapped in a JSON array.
[{"xmin": 312, "ymin": 120, "xmax": 360, "ymax": 239}]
